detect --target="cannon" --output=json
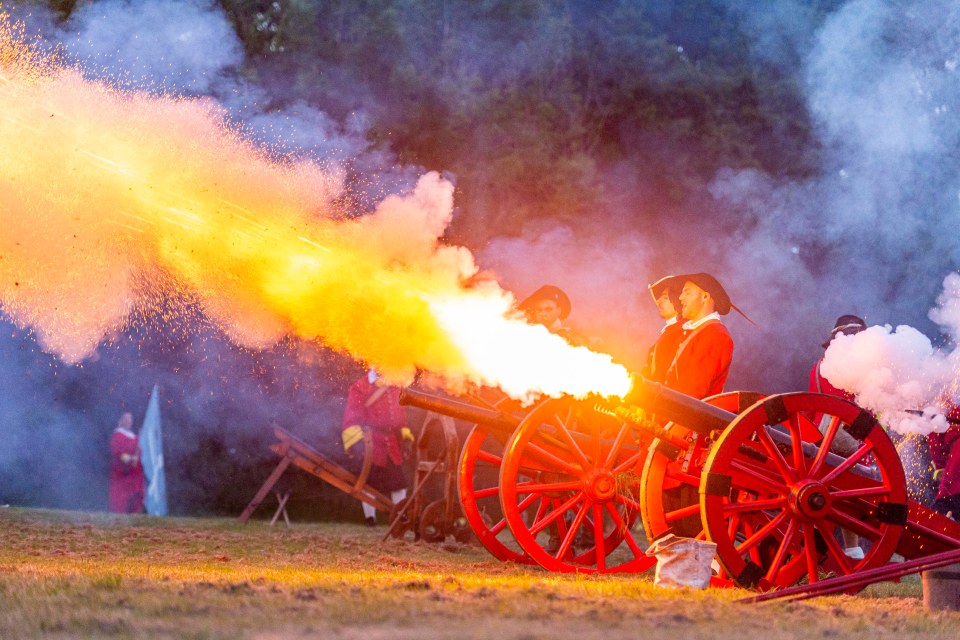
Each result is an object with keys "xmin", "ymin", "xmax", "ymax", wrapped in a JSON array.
[{"xmin": 400, "ymin": 375, "xmax": 960, "ymax": 593}]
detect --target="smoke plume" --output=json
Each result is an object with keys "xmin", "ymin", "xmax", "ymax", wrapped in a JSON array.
[
  {"xmin": 821, "ymin": 273, "xmax": 960, "ymax": 434},
  {"xmin": 0, "ymin": 2, "xmax": 442, "ymax": 511}
]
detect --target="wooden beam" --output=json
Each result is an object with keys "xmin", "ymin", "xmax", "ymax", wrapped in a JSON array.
[{"xmin": 238, "ymin": 456, "xmax": 292, "ymax": 523}]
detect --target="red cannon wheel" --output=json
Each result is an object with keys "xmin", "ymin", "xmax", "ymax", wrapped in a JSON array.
[
  {"xmin": 458, "ymin": 425, "xmax": 534, "ymax": 562},
  {"xmin": 499, "ymin": 396, "xmax": 658, "ymax": 573},
  {"xmin": 699, "ymin": 392, "xmax": 906, "ymax": 591},
  {"xmin": 640, "ymin": 392, "xmax": 764, "ymax": 542}
]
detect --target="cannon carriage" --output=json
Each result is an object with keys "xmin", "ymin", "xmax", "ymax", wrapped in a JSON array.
[{"xmin": 400, "ymin": 374, "xmax": 960, "ymax": 593}]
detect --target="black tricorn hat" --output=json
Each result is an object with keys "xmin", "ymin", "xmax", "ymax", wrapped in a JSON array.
[
  {"xmin": 648, "ymin": 274, "xmax": 685, "ymax": 302},
  {"xmin": 519, "ymin": 285, "xmax": 571, "ymax": 320},
  {"xmin": 680, "ymin": 272, "xmax": 754, "ymax": 324},
  {"xmin": 823, "ymin": 314, "xmax": 866, "ymax": 348}
]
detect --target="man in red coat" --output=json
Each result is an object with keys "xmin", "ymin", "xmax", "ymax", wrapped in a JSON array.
[
  {"xmin": 109, "ymin": 412, "xmax": 145, "ymax": 513},
  {"xmin": 809, "ymin": 315, "xmax": 867, "ymax": 454},
  {"xmin": 341, "ymin": 370, "xmax": 414, "ymax": 526},
  {"xmin": 643, "ymin": 275, "xmax": 685, "ymax": 383},
  {"xmin": 810, "ymin": 315, "xmax": 867, "ymax": 401},
  {"xmin": 663, "ymin": 273, "xmax": 743, "ymax": 400},
  {"xmin": 809, "ymin": 315, "xmax": 869, "ymax": 558},
  {"xmin": 929, "ymin": 408, "xmax": 960, "ymax": 521}
]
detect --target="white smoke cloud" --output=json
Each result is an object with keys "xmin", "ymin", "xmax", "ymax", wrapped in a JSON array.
[
  {"xmin": 929, "ymin": 272, "xmax": 960, "ymax": 342},
  {"xmin": 820, "ymin": 273, "xmax": 960, "ymax": 435},
  {"xmin": 64, "ymin": 0, "xmax": 243, "ymax": 95}
]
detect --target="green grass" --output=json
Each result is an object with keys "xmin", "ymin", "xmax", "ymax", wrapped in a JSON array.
[{"xmin": 0, "ymin": 507, "xmax": 955, "ymax": 639}]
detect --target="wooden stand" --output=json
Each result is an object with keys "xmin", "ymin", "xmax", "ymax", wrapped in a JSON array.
[
  {"xmin": 239, "ymin": 424, "xmax": 392, "ymax": 523},
  {"xmin": 270, "ymin": 491, "xmax": 291, "ymax": 527}
]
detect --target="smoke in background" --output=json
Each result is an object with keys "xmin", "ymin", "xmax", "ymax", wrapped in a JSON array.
[
  {"xmin": 476, "ymin": 0, "xmax": 960, "ymax": 444},
  {"xmin": 701, "ymin": 0, "xmax": 960, "ymax": 431},
  {"xmin": 5, "ymin": 0, "xmax": 960, "ymax": 512},
  {"xmin": 489, "ymin": 0, "xmax": 960, "ymax": 416},
  {"xmin": 0, "ymin": 1, "xmax": 422, "ymax": 512},
  {"xmin": 0, "ymin": 1, "xmax": 629, "ymax": 511}
]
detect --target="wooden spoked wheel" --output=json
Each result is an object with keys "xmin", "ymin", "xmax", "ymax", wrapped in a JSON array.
[
  {"xmin": 639, "ymin": 392, "xmax": 764, "ymax": 542},
  {"xmin": 699, "ymin": 392, "xmax": 907, "ymax": 591},
  {"xmin": 419, "ymin": 499, "xmax": 448, "ymax": 543},
  {"xmin": 458, "ymin": 425, "xmax": 534, "ymax": 563},
  {"xmin": 499, "ymin": 397, "xmax": 658, "ymax": 573},
  {"xmin": 389, "ymin": 497, "xmax": 417, "ymax": 540}
]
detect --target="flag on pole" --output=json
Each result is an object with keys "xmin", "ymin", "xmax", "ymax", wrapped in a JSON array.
[{"xmin": 140, "ymin": 384, "xmax": 168, "ymax": 516}]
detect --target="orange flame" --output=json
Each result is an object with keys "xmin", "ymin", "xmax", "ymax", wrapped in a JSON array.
[{"xmin": 0, "ymin": 20, "xmax": 632, "ymax": 401}]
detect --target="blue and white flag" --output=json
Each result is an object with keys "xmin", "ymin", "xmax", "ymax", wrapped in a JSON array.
[{"xmin": 140, "ymin": 384, "xmax": 168, "ymax": 516}]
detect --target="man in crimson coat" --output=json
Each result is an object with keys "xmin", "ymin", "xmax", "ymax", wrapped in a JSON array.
[
  {"xmin": 809, "ymin": 314, "xmax": 870, "ymax": 558},
  {"xmin": 810, "ymin": 315, "xmax": 867, "ymax": 399},
  {"xmin": 929, "ymin": 407, "xmax": 960, "ymax": 521},
  {"xmin": 809, "ymin": 315, "xmax": 868, "ymax": 452},
  {"xmin": 109, "ymin": 412, "xmax": 145, "ymax": 513},
  {"xmin": 663, "ymin": 273, "xmax": 746, "ymax": 400},
  {"xmin": 341, "ymin": 370, "xmax": 414, "ymax": 526},
  {"xmin": 643, "ymin": 275, "xmax": 685, "ymax": 383}
]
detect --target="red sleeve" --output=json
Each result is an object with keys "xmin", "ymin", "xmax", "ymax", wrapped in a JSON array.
[
  {"xmin": 645, "ymin": 323, "xmax": 685, "ymax": 383},
  {"xmin": 809, "ymin": 358, "xmax": 854, "ymax": 400},
  {"xmin": 929, "ymin": 425, "xmax": 960, "ymax": 468},
  {"xmin": 808, "ymin": 361, "xmax": 820, "ymax": 392},
  {"xmin": 929, "ymin": 432, "xmax": 948, "ymax": 468}
]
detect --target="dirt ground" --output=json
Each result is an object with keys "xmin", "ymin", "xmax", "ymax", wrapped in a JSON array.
[{"xmin": 0, "ymin": 507, "xmax": 957, "ymax": 639}]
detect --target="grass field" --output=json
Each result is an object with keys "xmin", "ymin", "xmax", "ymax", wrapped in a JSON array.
[{"xmin": 0, "ymin": 507, "xmax": 956, "ymax": 639}]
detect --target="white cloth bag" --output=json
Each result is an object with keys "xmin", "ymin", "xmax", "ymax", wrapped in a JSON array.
[{"xmin": 645, "ymin": 533, "xmax": 717, "ymax": 589}]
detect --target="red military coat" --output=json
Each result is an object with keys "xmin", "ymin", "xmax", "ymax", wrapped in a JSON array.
[
  {"xmin": 929, "ymin": 423, "xmax": 960, "ymax": 500},
  {"xmin": 809, "ymin": 359, "xmax": 855, "ymax": 400},
  {"xmin": 643, "ymin": 319, "xmax": 685, "ymax": 383},
  {"xmin": 109, "ymin": 427, "xmax": 145, "ymax": 513},
  {"xmin": 806, "ymin": 358, "xmax": 860, "ymax": 444},
  {"xmin": 342, "ymin": 377, "xmax": 406, "ymax": 466},
  {"xmin": 663, "ymin": 319, "xmax": 733, "ymax": 400}
]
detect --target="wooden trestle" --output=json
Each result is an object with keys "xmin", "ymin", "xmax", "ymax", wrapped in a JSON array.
[{"xmin": 239, "ymin": 424, "xmax": 392, "ymax": 523}]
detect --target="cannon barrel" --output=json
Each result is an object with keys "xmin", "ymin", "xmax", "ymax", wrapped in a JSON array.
[
  {"xmin": 622, "ymin": 374, "xmax": 737, "ymax": 435},
  {"xmin": 399, "ymin": 387, "xmax": 520, "ymax": 432},
  {"xmin": 401, "ymin": 375, "xmax": 740, "ymax": 437}
]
